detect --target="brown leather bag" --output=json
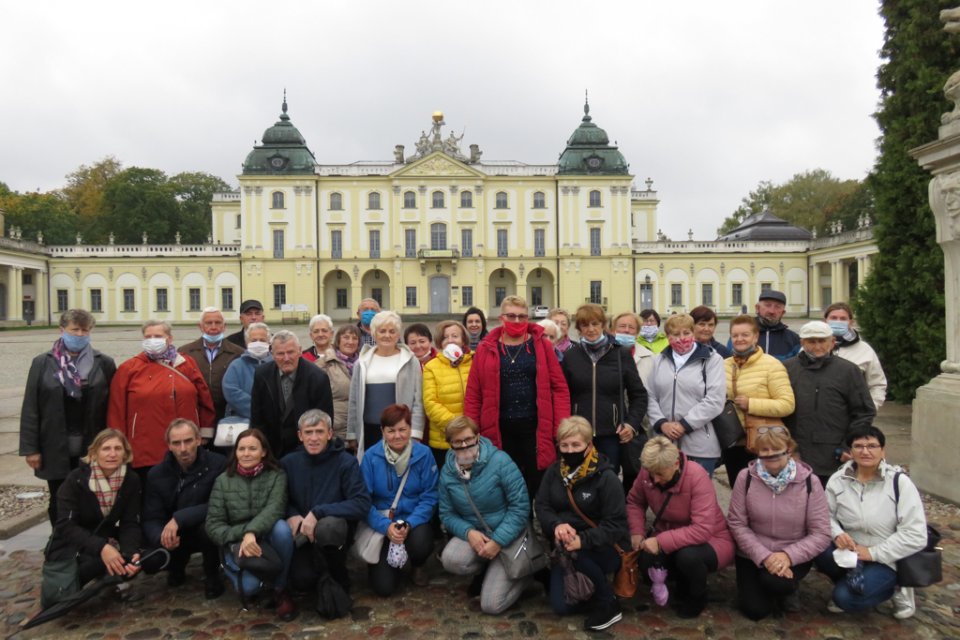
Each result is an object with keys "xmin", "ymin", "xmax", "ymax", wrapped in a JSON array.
[{"xmin": 732, "ymin": 362, "xmax": 786, "ymax": 453}]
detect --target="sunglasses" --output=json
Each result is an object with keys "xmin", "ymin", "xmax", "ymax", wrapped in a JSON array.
[{"xmin": 756, "ymin": 426, "xmax": 789, "ymax": 436}]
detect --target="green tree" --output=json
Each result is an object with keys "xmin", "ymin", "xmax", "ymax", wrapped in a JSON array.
[
  {"xmin": 169, "ymin": 171, "xmax": 232, "ymax": 243},
  {"xmin": 0, "ymin": 191, "xmax": 77, "ymax": 244},
  {"xmin": 99, "ymin": 167, "xmax": 178, "ymax": 244},
  {"xmin": 61, "ymin": 156, "xmax": 122, "ymax": 231},
  {"xmin": 856, "ymin": 0, "xmax": 958, "ymax": 401}
]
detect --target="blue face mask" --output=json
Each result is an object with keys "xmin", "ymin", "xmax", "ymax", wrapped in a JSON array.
[
  {"xmin": 581, "ymin": 334, "xmax": 607, "ymax": 347},
  {"xmin": 61, "ymin": 333, "xmax": 90, "ymax": 352},
  {"xmin": 203, "ymin": 332, "xmax": 224, "ymax": 344},
  {"xmin": 828, "ymin": 321, "xmax": 849, "ymax": 337},
  {"xmin": 614, "ymin": 333, "xmax": 636, "ymax": 347},
  {"xmin": 361, "ymin": 309, "xmax": 377, "ymax": 326}
]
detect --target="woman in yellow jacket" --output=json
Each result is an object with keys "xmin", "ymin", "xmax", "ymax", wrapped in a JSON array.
[
  {"xmin": 423, "ymin": 320, "xmax": 474, "ymax": 469},
  {"xmin": 722, "ymin": 315, "xmax": 796, "ymax": 488}
]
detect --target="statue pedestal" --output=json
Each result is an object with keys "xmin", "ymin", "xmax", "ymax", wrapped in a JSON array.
[{"xmin": 912, "ymin": 374, "xmax": 960, "ymax": 502}]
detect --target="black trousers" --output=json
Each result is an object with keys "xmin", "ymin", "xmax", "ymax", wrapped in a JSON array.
[
  {"xmin": 368, "ymin": 523, "xmax": 433, "ymax": 597},
  {"xmin": 141, "ymin": 526, "xmax": 220, "ymax": 577},
  {"xmin": 734, "ymin": 555, "xmax": 812, "ymax": 620},
  {"xmin": 288, "ymin": 518, "xmax": 355, "ymax": 592},
  {"xmin": 640, "ymin": 543, "xmax": 718, "ymax": 603},
  {"xmin": 500, "ymin": 419, "xmax": 543, "ymax": 498},
  {"xmin": 722, "ymin": 446, "xmax": 753, "ymax": 490}
]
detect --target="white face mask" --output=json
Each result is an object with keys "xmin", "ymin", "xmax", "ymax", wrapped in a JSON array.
[
  {"xmin": 142, "ymin": 337, "xmax": 168, "ymax": 356},
  {"xmin": 247, "ymin": 341, "xmax": 270, "ymax": 359}
]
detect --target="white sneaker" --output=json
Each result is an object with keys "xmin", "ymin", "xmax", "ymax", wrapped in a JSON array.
[
  {"xmin": 826, "ymin": 599, "xmax": 843, "ymax": 613},
  {"xmin": 892, "ymin": 587, "xmax": 916, "ymax": 620}
]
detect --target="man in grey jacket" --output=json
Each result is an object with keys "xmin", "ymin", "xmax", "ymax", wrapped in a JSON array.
[{"xmin": 783, "ymin": 321, "xmax": 876, "ymax": 487}]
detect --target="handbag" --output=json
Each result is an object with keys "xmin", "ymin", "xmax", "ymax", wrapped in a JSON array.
[
  {"xmin": 551, "ymin": 546, "xmax": 595, "ymax": 604},
  {"xmin": 460, "ymin": 480, "xmax": 548, "ymax": 580},
  {"xmin": 228, "ymin": 541, "xmax": 283, "ymax": 584},
  {"xmin": 351, "ymin": 468, "xmax": 410, "ymax": 564},
  {"xmin": 40, "ymin": 512, "xmax": 110, "ymax": 608},
  {"xmin": 892, "ymin": 472, "xmax": 943, "ymax": 587},
  {"xmin": 713, "ymin": 399, "xmax": 745, "ymax": 450},
  {"xmin": 214, "ymin": 416, "xmax": 249, "ymax": 448}
]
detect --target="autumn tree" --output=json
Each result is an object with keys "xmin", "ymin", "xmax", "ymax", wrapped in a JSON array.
[{"xmin": 61, "ymin": 156, "xmax": 122, "ymax": 229}]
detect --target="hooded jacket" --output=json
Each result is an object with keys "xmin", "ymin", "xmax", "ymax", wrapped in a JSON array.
[
  {"xmin": 647, "ymin": 343, "xmax": 726, "ymax": 458},
  {"xmin": 423, "ymin": 350, "xmax": 474, "ymax": 450},
  {"xmin": 834, "ymin": 332, "xmax": 887, "ymax": 409},
  {"xmin": 626, "ymin": 453, "xmax": 734, "ymax": 567},
  {"xmin": 562, "ymin": 340, "xmax": 647, "ymax": 439},
  {"xmin": 727, "ymin": 459, "xmax": 831, "ymax": 567},
  {"xmin": 463, "ymin": 324, "xmax": 570, "ymax": 470},
  {"xmin": 280, "ymin": 438, "xmax": 370, "ymax": 522},
  {"xmin": 756, "ymin": 319, "xmax": 801, "ymax": 361},
  {"xmin": 222, "ymin": 351, "xmax": 274, "ymax": 419},
  {"xmin": 360, "ymin": 439, "xmax": 439, "ymax": 533},
  {"xmin": 438, "ymin": 437, "xmax": 529, "ymax": 547}
]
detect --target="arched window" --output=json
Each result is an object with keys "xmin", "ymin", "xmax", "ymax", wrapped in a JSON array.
[
  {"xmin": 271, "ymin": 191, "xmax": 284, "ymax": 209},
  {"xmin": 431, "ymin": 223, "xmax": 447, "ymax": 250},
  {"xmin": 432, "ymin": 191, "xmax": 445, "ymax": 208},
  {"xmin": 368, "ymin": 192, "xmax": 381, "ymax": 210},
  {"xmin": 589, "ymin": 190, "xmax": 601, "ymax": 207},
  {"xmin": 330, "ymin": 192, "xmax": 343, "ymax": 210},
  {"xmin": 403, "ymin": 191, "xmax": 416, "ymax": 208},
  {"xmin": 460, "ymin": 190, "xmax": 473, "ymax": 208},
  {"xmin": 533, "ymin": 191, "xmax": 545, "ymax": 209},
  {"xmin": 495, "ymin": 191, "xmax": 508, "ymax": 209}
]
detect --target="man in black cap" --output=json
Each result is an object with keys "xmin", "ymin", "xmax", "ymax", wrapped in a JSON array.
[
  {"xmin": 226, "ymin": 299, "xmax": 264, "ymax": 348},
  {"xmin": 751, "ymin": 289, "xmax": 800, "ymax": 362}
]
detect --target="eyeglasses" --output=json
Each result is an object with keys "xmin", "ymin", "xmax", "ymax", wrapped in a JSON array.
[
  {"xmin": 756, "ymin": 426, "xmax": 789, "ymax": 436},
  {"xmin": 851, "ymin": 443, "xmax": 882, "ymax": 452},
  {"xmin": 501, "ymin": 313, "xmax": 528, "ymax": 322},
  {"xmin": 450, "ymin": 437, "xmax": 478, "ymax": 449}
]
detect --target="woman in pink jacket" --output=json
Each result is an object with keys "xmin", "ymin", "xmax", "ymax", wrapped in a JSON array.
[
  {"xmin": 727, "ymin": 426, "xmax": 831, "ymax": 620},
  {"xmin": 626, "ymin": 436, "xmax": 734, "ymax": 618}
]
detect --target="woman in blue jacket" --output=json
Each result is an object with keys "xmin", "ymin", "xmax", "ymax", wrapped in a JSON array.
[
  {"xmin": 359, "ymin": 403, "xmax": 439, "ymax": 596},
  {"xmin": 438, "ymin": 415, "xmax": 532, "ymax": 614}
]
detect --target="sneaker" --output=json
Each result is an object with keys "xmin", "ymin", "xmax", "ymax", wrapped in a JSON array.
[
  {"xmin": 274, "ymin": 589, "xmax": 299, "ymax": 622},
  {"xmin": 892, "ymin": 587, "xmax": 916, "ymax": 620},
  {"xmin": 584, "ymin": 601, "xmax": 622, "ymax": 631},
  {"xmin": 826, "ymin": 599, "xmax": 843, "ymax": 613}
]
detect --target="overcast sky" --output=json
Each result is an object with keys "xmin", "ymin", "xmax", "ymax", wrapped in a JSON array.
[{"xmin": 1, "ymin": 1, "xmax": 886, "ymax": 240}]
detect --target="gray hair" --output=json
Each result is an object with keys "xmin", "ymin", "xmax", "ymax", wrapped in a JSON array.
[
  {"xmin": 309, "ymin": 314, "xmax": 333, "ymax": 331},
  {"xmin": 142, "ymin": 319, "xmax": 172, "ymax": 336},
  {"xmin": 200, "ymin": 306, "xmax": 222, "ymax": 319},
  {"xmin": 165, "ymin": 418, "xmax": 201, "ymax": 442},
  {"xmin": 244, "ymin": 322, "xmax": 271, "ymax": 342},
  {"xmin": 271, "ymin": 329, "xmax": 300, "ymax": 348},
  {"xmin": 298, "ymin": 409, "xmax": 332, "ymax": 430},
  {"xmin": 370, "ymin": 310, "xmax": 402, "ymax": 335},
  {"xmin": 59, "ymin": 309, "xmax": 95, "ymax": 330}
]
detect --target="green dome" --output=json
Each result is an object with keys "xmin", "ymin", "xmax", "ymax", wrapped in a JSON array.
[
  {"xmin": 557, "ymin": 101, "xmax": 629, "ymax": 175},
  {"xmin": 242, "ymin": 97, "xmax": 316, "ymax": 175}
]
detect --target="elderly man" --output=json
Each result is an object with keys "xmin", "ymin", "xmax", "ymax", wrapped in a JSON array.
[
  {"xmin": 179, "ymin": 307, "xmax": 244, "ymax": 421},
  {"xmin": 356, "ymin": 298, "xmax": 381, "ymax": 348},
  {"xmin": 281, "ymin": 410, "xmax": 369, "ymax": 617},
  {"xmin": 226, "ymin": 299, "xmax": 265, "ymax": 348},
  {"xmin": 141, "ymin": 418, "xmax": 227, "ymax": 598},
  {"xmin": 250, "ymin": 330, "xmax": 334, "ymax": 456},
  {"xmin": 783, "ymin": 321, "xmax": 876, "ymax": 487}
]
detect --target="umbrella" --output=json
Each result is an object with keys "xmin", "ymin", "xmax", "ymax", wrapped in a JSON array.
[
  {"xmin": 648, "ymin": 564, "xmax": 669, "ymax": 607},
  {"xmin": 22, "ymin": 548, "xmax": 170, "ymax": 631}
]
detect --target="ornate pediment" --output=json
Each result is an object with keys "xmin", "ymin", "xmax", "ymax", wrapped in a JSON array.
[{"xmin": 392, "ymin": 152, "xmax": 484, "ymax": 178}]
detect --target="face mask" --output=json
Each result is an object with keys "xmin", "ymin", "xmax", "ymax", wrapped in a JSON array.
[
  {"xmin": 203, "ymin": 331, "xmax": 224, "ymax": 344},
  {"xmin": 669, "ymin": 336, "xmax": 696, "ymax": 355},
  {"xmin": 560, "ymin": 450, "xmax": 587, "ymax": 468},
  {"xmin": 142, "ymin": 337, "xmax": 168, "ymax": 356},
  {"xmin": 732, "ymin": 344, "xmax": 758, "ymax": 358},
  {"xmin": 614, "ymin": 333, "xmax": 636, "ymax": 347},
  {"xmin": 639, "ymin": 326, "xmax": 659, "ymax": 341},
  {"xmin": 502, "ymin": 321, "xmax": 527, "ymax": 338},
  {"xmin": 443, "ymin": 343, "xmax": 464, "ymax": 365},
  {"xmin": 580, "ymin": 334, "xmax": 606, "ymax": 347},
  {"xmin": 454, "ymin": 442, "xmax": 479, "ymax": 468},
  {"xmin": 360, "ymin": 310, "xmax": 377, "ymax": 327},
  {"xmin": 247, "ymin": 341, "xmax": 270, "ymax": 359},
  {"xmin": 828, "ymin": 321, "xmax": 849, "ymax": 337},
  {"xmin": 61, "ymin": 333, "xmax": 90, "ymax": 352}
]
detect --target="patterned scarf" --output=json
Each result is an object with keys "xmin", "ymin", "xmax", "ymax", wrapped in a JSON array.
[
  {"xmin": 52, "ymin": 338, "xmax": 83, "ymax": 400},
  {"xmin": 336, "ymin": 349, "xmax": 358, "ymax": 374},
  {"xmin": 88, "ymin": 461, "xmax": 126, "ymax": 516},
  {"xmin": 384, "ymin": 438, "xmax": 413, "ymax": 477},
  {"xmin": 146, "ymin": 343, "xmax": 179, "ymax": 365},
  {"xmin": 560, "ymin": 445, "xmax": 600, "ymax": 488},
  {"xmin": 756, "ymin": 457, "xmax": 797, "ymax": 495},
  {"xmin": 236, "ymin": 461, "xmax": 265, "ymax": 477},
  {"xmin": 556, "ymin": 336, "xmax": 572, "ymax": 353}
]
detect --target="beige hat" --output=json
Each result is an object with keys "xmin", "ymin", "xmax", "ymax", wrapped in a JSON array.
[{"xmin": 799, "ymin": 321, "xmax": 833, "ymax": 339}]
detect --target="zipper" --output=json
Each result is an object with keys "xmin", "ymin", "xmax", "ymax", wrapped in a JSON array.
[{"xmin": 591, "ymin": 360, "xmax": 598, "ymax": 435}]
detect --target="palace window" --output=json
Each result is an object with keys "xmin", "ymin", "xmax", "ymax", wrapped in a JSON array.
[
  {"xmin": 589, "ymin": 190, "xmax": 601, "ymax": 207},
  {"xmin": 732, "ymin": 283, "xmax": 743, "ymax": 306},
  {"xmin": 432, "ymin": 191, "xmax": 444, "ymax": 209},
  {"xmin": 406, "ymin": 287, "xmax": 417, "ymax": 307},
  {"xmin": 431, "ymin": 223, "xmax": 447, "ymax": 250},
  {"xmin": 273, "ymin": 229, "xmax": 284, "ymax": 259},
  {"xmin": 188, "ymin": 288, "xmax": 201, "ymax": 311},
  {"xmin": 156, "ymin": 288, "xmax": 168, "ymax": 312},
  {"xmin": 56, "ymin": 289, "xmax": 68, "ymax": 313},
  {"xmin": 495, "ymin": 192, "xmax": 508, "ymax": 209},
  {"xmin": 329, "ymin": 192, "xmax": 343, "ymax": 210},
  {"xmin": 534, "ymin": 229, "xmax": 545, "ymax": 257},
  {"xmin": 531, "ymin": 286, "xmax": 543, "ymax": 306},
  {"xmin": 368, "ymin": 192, "xmax": 381, "ymax": 210},
  {"xmin": 495, "ymin": 287, "xmax": 506, "ymax": 306},
  {"xmin": 462, "ymin": 286, "xmax": 473, "ymax": 307},
  {"xmin": 405, "ymin": 229, "xmax": 417, "ymax": 258},
  {"xmin": 701, "ymin": 284, "xmax": 713, "ymax": 306},
  {"xmin": 460, "ymin": 191, "xmax": 473, "ymax": 208},
  {"xmin": 497, "ymin": 229, "xmax": 508, "ymax": 257},
  {"xmin": 371, "ymin": 287, "xmax": 383, "ymax": 306},
  {"xmin": 331, "ymin": 230, "xmax": 343, "ymax": 259},
  {"xmin": 590, "ymin": 228, "xmax": 601, "ymax": 256},
  {"xmin": 590, "ymin": 281, "xmax": 602, "ymax": 305},
  {"xmin": 369, "ymin": 229, "xmax": 381, "ymax": 259},
  {"xmin": 461, "ymin": 229, "xmax": 473, "ymax": 257},
  {"xmin": 123, "ymin": 288, "xmax": 136, "ymax": 312},
  {"xmin": 90, "ymin": 289, "xmax": 102, "ymax": 313},
  {"xmin": 336, "ymin": 288, "xmax": 348, "ymax": 309},
  {"xmin": 671, "ymin": 284, "xmax": 683, "ymax": 306},
  {"xmin": 533, "ymin": 191, "xmax": 546, "ymax": 209},
  {"xmin": 271, "ymin": 191, "xmax": 284, "ymax": 209},
  {"xmin": 273, "ymin": 284, "xmax": 286, "ymax": 309},
  {"xmin": 222, "ymin": 287, "xmax": 234, "ymax": 311},
  {"xmin": 403, "ymin": 191, "xmax": 416, "ymax": 208}
]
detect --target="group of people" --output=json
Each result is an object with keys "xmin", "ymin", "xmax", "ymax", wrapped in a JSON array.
[{"xmin": 20, "ymin": 290, "xmax": 927, "ymax": 630}]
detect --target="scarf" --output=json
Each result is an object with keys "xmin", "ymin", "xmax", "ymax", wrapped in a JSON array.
[
  {"xmin": 336, "ymin": 349, "xmax": 358, "ymax": 374},
  {"xmin": 384, "ymin": 438, "xmax": 413, "ymax": 477},
  {"xmin": 147, "ymin": 343, "xmax": 179, "ymax": 365},
  {"xmin": 88, "ymin": 461, "xmax": 126, "ymax": 516},
  {"xmin": 732, "ymin": 345, "xmax": 758, "ymax": 364},
  {"xmin": 236, "ymin": 461, "xmax": 265, "ymax": 477},
  {"xmin": 581, "ymin": 335, "xmax": 611, "ymax": 363},
  {"xmin": 756, "ymin": 457, "xmax": 797, "ymax": 495},
  {"xmin": 560, "ymin": 445, "xmax": 600, "ymax": 488},
  {"xmin": 556, "ymin": 336, "xmax": 572, "ymax": 353},
  {"xmin": 52, "ymin": 338, "xmax": 83, "ymax": 400}
]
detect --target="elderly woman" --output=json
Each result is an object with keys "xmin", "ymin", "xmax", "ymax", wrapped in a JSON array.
[
  {"xmin": 334, "ymin": 324, "xmax": 361, "ymax": 375},
  {"xmin": 690, "ymin": 305, "xmax": 731, "ymax": 358},
  {"xmin": 223, "ymin": 322, "xmax": 272, "ymax": 420},
  {"xmin": 548, "ymin": 308, "xmax": 573, "ymax": 353},
  {"xmin": 611, "ymin": 311, "xmax": 655, "ymax": 385},
  {"xmin": 637, "ymin": 309, "xmax": 669, "ymax": 354},
  {"xmin": 423, "ymin": 320, "xmax": 474, "ymax": 469},
  {"xmin": 722, "ymin": 315, "xmax": 796, "ymax": 486},
  {"xmin": 537, "ymin": 318, "xmax": 565, "ymax": 362},
  {"xmin": 205, "ymin": 429, "xmax": 295, "ymax": 619},
  {"xmin": 108, "ymin": 320, "xmax": 215, "ymax": 483},
  {"xmin": 21, "ymin": 309, "xmax": 116, "ymax": 525},
  {"xmin": 439, "ymin": 415, "xmax": 531, "ymax": 614},
  {"xmin": 562, "ymin": 304, "xmax": 647, "ymax": 476},
  {"xmin": 300, "ymin": 315, "xmax": 352, "ymax": 440},
  {"xmin": 535, "ymin": 416, "xmax": 629, "ymax": 631},
  {"xmin": 347, "ymin": 310, "xmax": 424, "ymax": 460},
  {"xmin": 727, "ymin": 427, "xmax": 831, "ymax": 620},
  {"xmin": 41, "ymin": 429, "xmax": 142, "ymax": 606},
  {"xmin": 463, "ymin": 307, "xmax": 489, "ymax": 351},
  {"xmin": 627, "ymin": 436, "xmax": 735, "ymax": 618},
  {"xmin": 646, "ymin": 314, "xmax": 726, "ymax": 476},
  {"xmin": 814, "ymin": 426, "xmax": 927, "ymax": 620},
  {"xmin": 824, "ymin": 302, "xmax": 887, "ymax": 409},
  {"xmin": 359, "ymin": 404, "xmax": 438, "ymax": 595},
  {"xmin": 404, "ymin": 323, "xmax": 437, "ymax": 367}
]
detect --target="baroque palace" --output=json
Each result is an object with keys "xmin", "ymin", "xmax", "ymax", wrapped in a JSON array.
[{"xmin": 0, "ymin": 99, "xmax": 877, "ymax": 326}]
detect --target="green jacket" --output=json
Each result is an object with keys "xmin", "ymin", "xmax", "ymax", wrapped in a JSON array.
[{"xmin": 205, "ymin": 468, "xmax": 287, "ymax": 546}]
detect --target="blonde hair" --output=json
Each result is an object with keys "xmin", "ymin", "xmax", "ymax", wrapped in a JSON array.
[
  {"xmin": 370, "ymin": 310, "xmax": 402, "ymax": 334},
  {"xmin": 445, "ymin": 415, "xmax": 479, "ymax": 442},
  {"xmin": 556, "ymin": 416, "xmax": 593, "ymax": 443},
  {"xmin": 640, "ymin": 436, "xmax": 679, "ymax": 473},
  {"xmin": 500, "ymin": 295, "xmax": 527, "ymax": 313},
  {"xmin": 663, "ymin": 314, "xmax": 694, "ymax": 336},
  {"xmin": 753, "ymin": 426, "xmax": 796, "ymax": 453},
  {"xmin": 83, "ymin": 429, "xmax": 134, "ymax": 465},
  {"xmin": 611, "ymin": 311, "xmax": 640, "ymax": 332}
]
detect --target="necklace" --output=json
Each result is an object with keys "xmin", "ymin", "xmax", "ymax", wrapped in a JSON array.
[{"xmin": 503, "ymin": 341, "xmax": 525, "ymax": 364}]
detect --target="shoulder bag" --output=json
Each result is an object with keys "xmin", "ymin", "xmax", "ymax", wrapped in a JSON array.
[
  {"xmin": 40, "ymin": 513, "xmax": 110, "ymax": 608},
  {"xmin": 352, "ymin": 468, "xmax": 410, "ymax": 564},
  {"xmin": 892, "ymin": 472, "xmax": 942, "ymax": 587},
  {"xmin": 214, "ymin": 415, "xmax": 249, "ymax": 448},
  {"xmin": 712, "ymin": 363, "xmax": 745, "ymax": 449}
]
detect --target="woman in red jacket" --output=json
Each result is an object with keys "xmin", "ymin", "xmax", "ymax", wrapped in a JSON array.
[
  {"xmin": 625, "ymin": 435, "xmax": 734, "ymax": 618},
  {"xmin": 463, "ymin": 296, "xmax": 569, "ymax": 497},
  {"xmin": 108, "ymin": 320, "xmax": 215, "ymax": 485}
]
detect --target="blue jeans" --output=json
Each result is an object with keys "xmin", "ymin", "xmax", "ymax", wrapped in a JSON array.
[
  {"xmin": 686, "ymin": 456, "xmax": 719, "ymax": 477},
  {"xmin": 223, "ymin": 519, "xmax": 295, "ymax": 596},
  {"xmin": 815, "ymin": 544, "xmax": 898, "ymax": 612}
]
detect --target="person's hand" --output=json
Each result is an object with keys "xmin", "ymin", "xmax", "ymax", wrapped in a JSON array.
[
  {"xmin": 25, "ymin": 454, "xmax": 41, "ymax": 470},
  {"xmin": 467, "ymin": 529, "xmax": 489, "ymax": 555},
  {"xmin": 160, "ymin": 518, "xmax": 180, "ymax": 550},
  {"xmin": 101, "ymin": 544, "xmax": 127, "ymax": 576},
  {"xmin": 734, "ymin": 395, "xmax": 750, "ymax": 412},
  {"xmin": 834, "ymin": 532, "xmax": 857, "ymax": 551},
  {"xmin": 124, "ymin": 552, "xmax": 142, "ymax": 577},
  {"xmin": 239, "ymin": 532, "xmax": 261, "ymax": 558},
  {"xmin": 763, "ymin": 551, "xmax": 792, "ymax": 576},
  {"xmin": 286, "ymin": 515, "xmax": 304, "ymax": 538},
  {"xmin": 631, "ymin": 534, "xmax": 645, "ymax": 551},
  {"xmin": 641, "ymin": 536, "xmax": 660, "ymax": 555},
  {"xmin": 661, "ymin": 422, "xmax": 685, "ymax": 440},
  {"xmin": 479, "ymin": 538, "xmax": 502, "ymax": 560},
  {"xmin": 855, "ymin": 544, "xmax": 873, "ymax": 562},
  {"xmin": 840, "ymin": 451, "xmax": 852, "ymax": 463},
  {"xmin": 616, "ymin": 424, "xmax": 636, "ymax": 444},
  {"xmin": 387, "ymin": 522, "xmax": 409, "ymax": 544},
  {"xmin": 563, "ymin": 534, "xmax": 582, "ymax": 552},
  {"xmin": 301, "ymin": 512, "xmax": 318, "ymax": 543},
  {"xmin": 554, "ymin": 523, "xmax": 577, "ymax": 546}
]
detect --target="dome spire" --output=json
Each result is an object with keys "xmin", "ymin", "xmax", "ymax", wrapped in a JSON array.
[
  {"xmin": 280, "ymin": 89, "xmax": 289, "ymax": 121},
  {"xmin": 583, "ymin": 89, "xmax": 591, "ymax": 122}
]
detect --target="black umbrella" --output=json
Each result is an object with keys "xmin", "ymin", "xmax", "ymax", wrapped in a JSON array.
[{"xmin": 22, "ymin": 548, "xmax": 170, "ymax": 631}]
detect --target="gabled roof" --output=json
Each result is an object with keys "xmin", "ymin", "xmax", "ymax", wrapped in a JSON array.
[{"xmin": 391, "ymin": 151, "xmax": 485, "ymax": 179}]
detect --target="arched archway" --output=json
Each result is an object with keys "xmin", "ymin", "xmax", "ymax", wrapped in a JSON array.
[
  {"xmin": 322, "ymin": 269, "xmax": 353, "ymax": 321},
  {"xmin": 487, "ymin": 268, "xmax": 517, "ymax": 316},
  {"xmin": 361, "ymin": 269, "xmax": 390, "ymax": 309}
]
